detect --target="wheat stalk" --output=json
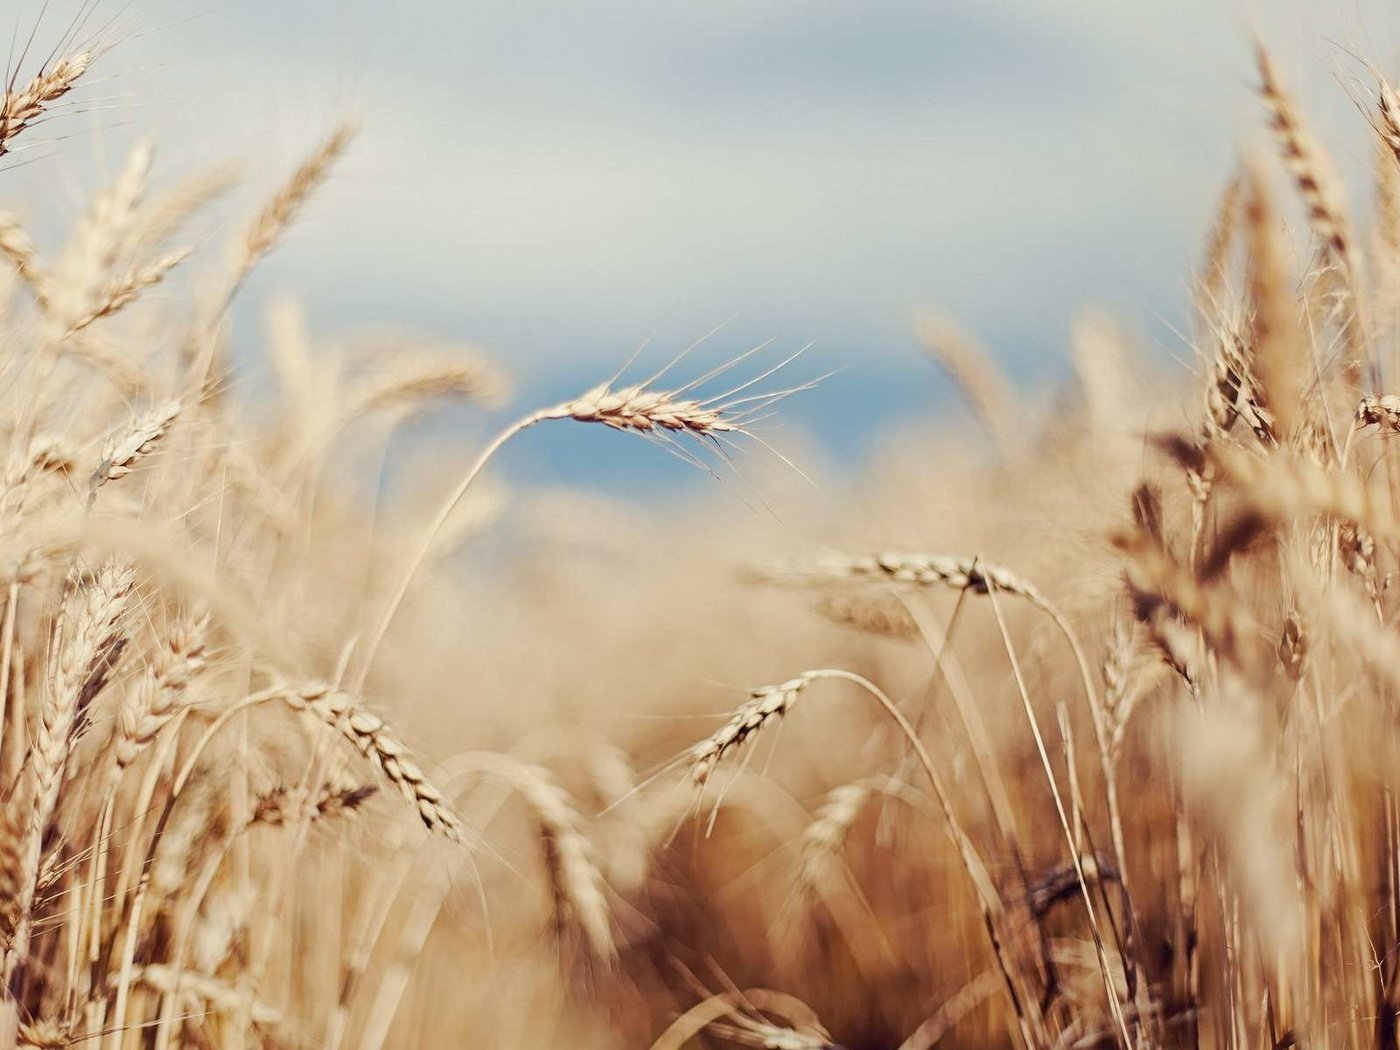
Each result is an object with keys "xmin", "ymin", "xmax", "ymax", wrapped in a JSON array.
[{"xmin": 358, "ymin": 348, "xmax": 811, "ymax": 685}]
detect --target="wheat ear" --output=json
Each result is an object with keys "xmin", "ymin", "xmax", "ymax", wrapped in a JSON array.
[
  {"xmin": 89, "ymin": 400, "xmax": 182, "ymax": 497},
  {"xmin": 358, "ymin": 349, "xmax": 809, "ymax": 686},
  {"xmin": 111, "ymin": 615, "xmax": 208, "ymax": 776},
  {"xmin": 1242, "ymin": 158, "xmax": 1306, "ymax": 440},
  {"xmin": 1256, "ymin": 46, "xmax": 1355, "ymax": 275},
  {"xmin": 235, "ymin": 121, "xmax": 357, "ymax": 284},
  {"xmin": 260, "ymin": 681, "xmax": 464, "ymax": 839},
  {"xmin": 5, "ymin": 561, "xmax": 134, "ymax": 981},
  {"xmin": 457, "ymin": 752, "xmax": 614, "ymax": 961},
  {"xmin": 0, "ymin": 52, "xmax": 91, "ymax": 159},
  {"xmin": 686, "ymin": 667, "xmax": 1049, "ymax": 1045}
]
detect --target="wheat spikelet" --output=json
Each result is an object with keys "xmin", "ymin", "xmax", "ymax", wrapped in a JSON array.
[
  {"xmin": 813, "ymin": 588, "xmax": 919, "ymax": 639},
  {"xmin": 1372, "ymin": 70, "xmax": 1400, "ymax": 290},
  {"xmin": 1374, "ymin": 64, "xmax": 1400, "ymax": 162},
  {"xmin": 263, "ymin": 680, "xmax": 464, "ymax": 839},
  {"xmin": 704, "ymin": 1019, "xmax": 832, "ymax": 1049},
  {"xmin": 1257, "ymin": 46, "xmax": 1355, "ymax": 275},
  {"xmin": 132, "ymin": 166, "xmax": 239, "ymax": 256},
  {"xmin": 915, "ymin": 311, "xmax": 1014, "ymax": 455},
  {"xmin": 22, "ymin": 435, "xmax": 78, "ymax": 479},
  {"xmin": 48, "ymin": 141, "xmax": 156, "ymax": 334},
  {"xmin": 112, "ymin": 615, "xmax": 208, "ymax": 775},
  {"xmin": 0, "ymin": 213, "xmax": 46, "ymax": 299},
  {"xmin": 15, "ymin": 1019, "xmax": 68, "ymax": 1050},
  {"xmin": 7, "ymin": 561, "xmax": 134, "ymax": 974},
  {"xmin": 343, "ymin": 348, "xmax": 510, "ymax": 420},
  {"xmin": 1111, "ymin": 512, "xmax": 1247, "ymax": 666},
  {"xmin": 1196, "ymin": 167, "xmax": 1243, "ymax": 321},
  {"xmin": 1243, "ymin": 158, "xmax": 1306, "ymax": 438},
  {"xmin": 89, "ymin": 400, "xmax": 182, "ymax": 495},
  {"xmin": 1101, "ymin": 616, "xmax": 1150, "ymax": 762},
  {"xmin": 0, "ymin": 794, "xmax": 24, "ymax": 942},
  {"xmin": 1357, "ymin": 394, "xmax": 1400, "ymax": 432},
  {"xmin": 793, "ymin": 778, "xmax": 901, "ymax": 905},
  {"xmin": 120, "ymin": 964, "xmax": 287, "ymax": 1031},
  {"xmin": 236, "ymin": 121, "xmax": 356, "ymax": 282},
  {"xmin": 1071, "ymin": 308, "xmax": 1136, "ymax": 440},
  {"xmin": 471, "ymin": 754, "xmax": 615, "ymax": 961},
  {"xmin": 691, "ymin": 673, "xmax": 818, "ymax": 786},
  {"xmin": 0, "ymin": 51, "xmax": 91, "ymax": 159},
  {"xmin": 40, "ymin": 561, "xmax": 137, "ymax": 767},
  {"xmin": 655, "ymin": 990, "xmax": 835, "ymax": 1050},
  {"xmin": 250, "ymin": 777, "xmax": 377, "ymax": 827},
  {"xmin": 1204, "ymin": 443, "xmax": 1398, "ymax": 541},
  {"xmin": 543, "ymin": 382, "xmax": 738, "ymax": 435},
  {"xmin": 1202, "ymin": 320, "xmax": 1273, "ymax": 444},
  {"xmin": 756, "ymin": 551, "xmax": 1047, "ymax": 605},
  {"xmin": 1278, "ymin": 608, "xmax": 1307, "ymax": 681},
  {"xmin": 66, "ymin": 246, "xmax": 191, "ymax": 335}
]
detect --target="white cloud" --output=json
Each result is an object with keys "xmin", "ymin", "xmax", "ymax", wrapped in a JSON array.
[{"xmin": 4, "ymin": 0, "xmax": 1395, "ymax": 388}]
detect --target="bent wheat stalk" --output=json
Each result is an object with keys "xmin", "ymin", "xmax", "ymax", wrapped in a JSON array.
[
  {"xmin": 690, "ymin": 667, "xmax": 1048, "ymax": 1046},
  {"xmin": 356, "ymin": 352, "xmax": 811, "ymax": 686},
  {"xmin": 757, "ymin": 550, "xmax": 1127, "ymax": 887}
]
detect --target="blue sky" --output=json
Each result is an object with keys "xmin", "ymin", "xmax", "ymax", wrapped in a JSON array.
[{"xmin": 6, "ymin": 0, "xmax": 1400, "ymax": 490}]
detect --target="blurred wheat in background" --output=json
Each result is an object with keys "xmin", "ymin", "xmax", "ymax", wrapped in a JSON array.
[{"xmin": 9, "ymin": 7, "xmax": 1400, "ymax": 1050}]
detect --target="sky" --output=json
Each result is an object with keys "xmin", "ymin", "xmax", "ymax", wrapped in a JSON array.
[{"xmin": 5, "ymin": 0, "xmax": 1400, "ymax": 491}]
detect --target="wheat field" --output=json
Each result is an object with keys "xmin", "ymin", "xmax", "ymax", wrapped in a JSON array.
[{"xmin": 5, "ymin": 17, "xmax": 1400, "ymax": 1050}]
